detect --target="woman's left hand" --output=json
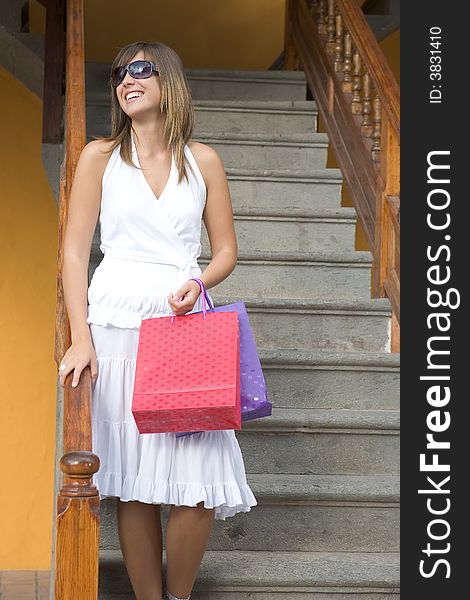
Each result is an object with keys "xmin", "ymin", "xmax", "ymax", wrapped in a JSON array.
[{"xmin": 167, "ymin": 279, "xmax": 201, "ymax": 315}]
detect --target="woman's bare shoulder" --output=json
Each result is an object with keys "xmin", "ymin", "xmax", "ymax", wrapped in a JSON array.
[
  {"xmin": 75, "ymin": 138, "xmax": 117, "ymax": 179},
  {"xmin": 187, "ymin": 140, "xmax": 224, "ymax": 181},
  {"xmin": 81, "ymin": 138, "xmax": 116, "ymax": 160},
  {"xmin": 187, "ymin": 140, "xmax": 220, "ymax": 163}
]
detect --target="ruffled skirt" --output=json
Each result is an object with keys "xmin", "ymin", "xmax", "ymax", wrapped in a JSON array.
[{"xmin": 89, "ymin": 322, "xmax": 257, "ymax": 520}]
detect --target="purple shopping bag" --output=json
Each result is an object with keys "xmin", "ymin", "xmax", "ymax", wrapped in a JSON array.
[{"xmin": 175, "ymin": 278, "xmax": 272, "ymax": 437}]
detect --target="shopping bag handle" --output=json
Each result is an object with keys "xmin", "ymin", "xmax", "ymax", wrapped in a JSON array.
[
  {"xmin": 170, "ymin": 277, "xmax": 213, "ymax": 323},
  {"xmin": 190, "ymin": 277, "xmax": 215, "ymax": 310}
]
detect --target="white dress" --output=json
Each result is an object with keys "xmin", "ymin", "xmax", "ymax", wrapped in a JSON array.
[{"xmin": 87, "ymin": 134, "xmax": 257, "ymax": 520}]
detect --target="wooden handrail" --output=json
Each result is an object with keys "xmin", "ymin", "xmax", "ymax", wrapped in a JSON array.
[
  {"xmin": 285, "ymin": 0, "xmax": 400, "ymax": 350},
  {"xmin": 52, "ymin": 1, "xmax": 100, "ymax": 598}
]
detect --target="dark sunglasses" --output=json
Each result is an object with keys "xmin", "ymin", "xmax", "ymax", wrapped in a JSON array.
[{"xmin": 111, "ymin": 59, "xmax": 159, "ymax": 87}]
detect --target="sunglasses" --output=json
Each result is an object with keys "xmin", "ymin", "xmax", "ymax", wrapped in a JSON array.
[{"xmin": 111, "ymin": 59, "xmax": 159, "ymax": 87}]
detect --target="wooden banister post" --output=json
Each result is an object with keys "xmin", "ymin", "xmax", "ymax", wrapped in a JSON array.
[
  {"xmin": 373, "ymin": 117, "xmax": 400, "ymax": 350},
  {"xmin": 54, "ymin": 452, "xmax": 100, "ymax": 599},
  {"xmin": 53, "ymin": 1, "xmax": 101, "ymax": 596},
  {"xmin": 42, "ymin": 0, "xmax": 65, "ymax": 144},
  {"xmin": 284, "ymin": 0, "xmax": 301, "ymax": 70},
  {"xmin": 373, "ymin": 118, "xmax": 400, "ymax": 297}
]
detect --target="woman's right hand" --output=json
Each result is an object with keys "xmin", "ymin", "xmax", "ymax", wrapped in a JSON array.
[{"xmin": 58, "ymin": 339, "xmax": 98, "ymax": 388}]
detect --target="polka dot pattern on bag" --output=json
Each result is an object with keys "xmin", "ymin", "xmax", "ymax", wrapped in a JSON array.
[{"xmin": 132, "ymin": 311, "xmax": 241, "ymax": 433}]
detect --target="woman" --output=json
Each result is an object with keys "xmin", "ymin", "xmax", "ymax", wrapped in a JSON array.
[{"xmin": 58, "ymin": 41, "xmax": 257, "ymax": 600}]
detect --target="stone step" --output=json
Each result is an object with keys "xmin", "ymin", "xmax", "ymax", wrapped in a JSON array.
[
  {"xmin": 207, "ymin": 295, "xmax": 391, "ymax": 353},
  {"xmin": 260, "ymin": 348, "xmax": 399, "ymax": 411},
  {"xmin": 226, "ymin": 167, "xmax": 343, "ymax": 211},
  {"xmin": 100, "ymin": 474, "xmax": 399, "ymax": 554},
  {"xmin": 86, "ymin": 97, "xmax": 318, "ymax": 135},
  {"xmin": 99, "ymin": 549, "xmax": 400, "ymax": 599},
  {"xmin": 88, "ymin": 249, "xmax": 372, "ymax": 302},
  {"xmin": 193, "ymin": 99, "xmax": 317, "ymax": 133},
  {"xmin": 86, "ymin": 153, "xmax": 343, "ymax": 213},
  {"xmin": 199, "ymin": 249, "xmax": 373, "ymax": 301},
  {"xmin": 236, "ymin": 407, "xmax": 399, "ymax": 476},
  {"xmin": 1, "ymin": 0, "xmax": 25, "ymax": 32},
  {"xmin": 201, "ymin": 207, "xmax": 357, "ymax": 255},
  {"xmin": 13, "ymin": 31, "xmax": 44, "ymax": 59},
  {"xmin": 95, "ymin": 204, "xmax": 375, "ymax": 266},
  {"xmin": 85, "ymin": 63, "xmax": 308, "ymax": 100},
  {"xmin": 187, "ymin": 69, "xmax": 308, "ymax": 101},
  {"xmin": 84, "ymin": 131, "xmax": 329, "ymax": 173},
  {"xmin": 193, "ymin": 131, "xmax": 329, "ymax": 171}
]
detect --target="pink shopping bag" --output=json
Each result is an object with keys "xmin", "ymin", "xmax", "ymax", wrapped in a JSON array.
[{"xmin": 132, "ymin": 303, "xmax": 241, "ymax": 434}]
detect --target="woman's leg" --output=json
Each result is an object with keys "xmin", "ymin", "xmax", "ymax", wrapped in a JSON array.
[
  {"xmin": 165, "ymin": 502, "xmax": 215, "ymax": 598},
  {"xmin": 116, "ymin": 499, "xmax": 164, "ymax": 600}
]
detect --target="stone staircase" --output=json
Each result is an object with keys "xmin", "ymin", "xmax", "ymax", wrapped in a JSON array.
[
  {"xmin": 1, "ymin": 3, "xmax": 400, "ymax": 596},
  {"xmin": 86, "ymin": 64, "xmax": 400, "ymax": 599}
]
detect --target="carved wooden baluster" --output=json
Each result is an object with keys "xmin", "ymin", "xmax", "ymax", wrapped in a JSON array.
[
  {"xmin": 318, "ymin": 0, "xmax": 327, "ymax": 34},
  {"xmin": 361, "ymin": 72, "xmax": 373, "ymax": 137},
  {"xmin": 371, "ymin": 95, "xmax": 382, "ymax": 162},
  {"xmin": 351, "ymin": 51, "xmax": 363, "ymax": 115},
  {"xmin": 334, "ymin": 10, "xmax": 344, "ymax": 72},
  {"xmin": 342, "ymin": 31, "xmax": 353, "ymax": 93},
  {"xmin": 326, "ymin": 0, "xmax": 336, "ymax": 53}
]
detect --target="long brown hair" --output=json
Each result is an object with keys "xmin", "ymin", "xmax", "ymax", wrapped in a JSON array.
[{"xmin": 96, "ymin": 41, "xmax": 195, "ymax": 184}]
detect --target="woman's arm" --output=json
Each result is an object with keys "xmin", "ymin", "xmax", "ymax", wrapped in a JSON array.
[
  {"xmin": 167, "ymin": 141, "xmax": 237, "ymax": 315},
  {"xmin": 59, "ymin": 139, "xmax": 111, "ymax": 386},
  {"xmin": 188, "ymin": 141, "xmax": 237, "ymax": 289}
]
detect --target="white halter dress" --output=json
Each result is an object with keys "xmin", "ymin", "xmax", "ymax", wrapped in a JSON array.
[{"xmin": 87, "ymin": 135, "xmax": 257, "ymax": 520}]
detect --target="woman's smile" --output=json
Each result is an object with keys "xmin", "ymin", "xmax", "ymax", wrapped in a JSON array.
[{"xmin": 124, "ymin": 90, "xmax": 144, "ymax": 103}]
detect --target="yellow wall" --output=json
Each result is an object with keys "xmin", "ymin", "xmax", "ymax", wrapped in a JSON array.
[
  {"xmin": 0, "ymin": 66, "xmax": 58, "ymax": 569},
  {"xmin": 380, "ymin": 29, "xmax": 400, "ymax": 83},
  {"xmin": 30, "ymin": 0, "xmax": 286, "ymax": 69}
]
